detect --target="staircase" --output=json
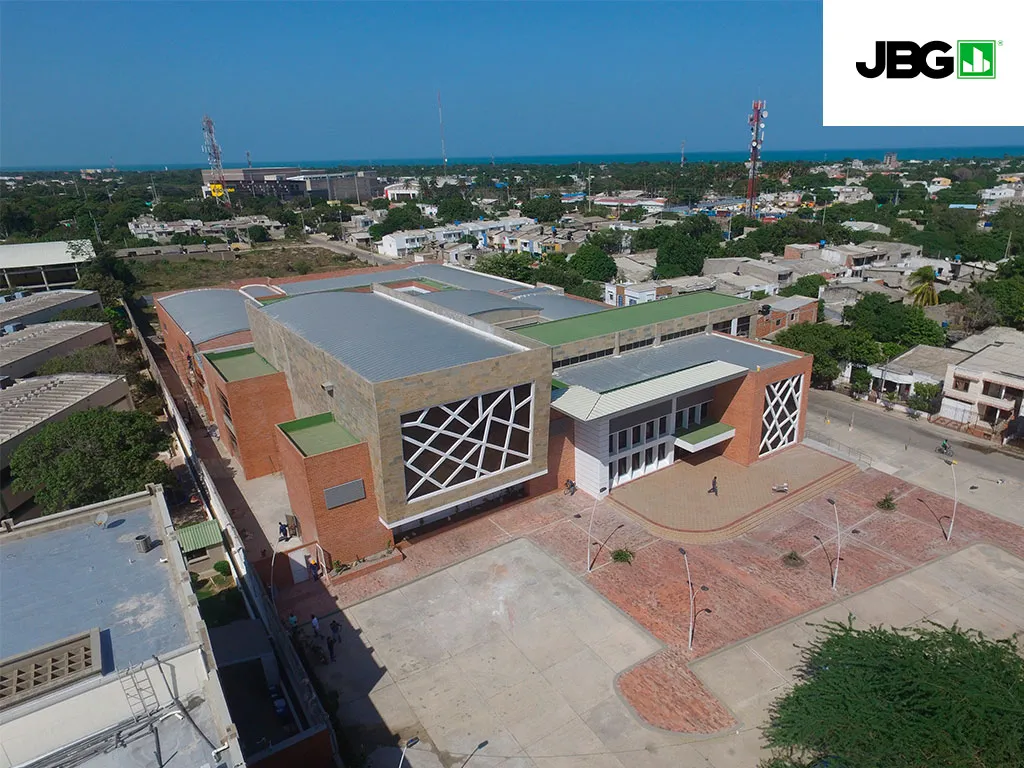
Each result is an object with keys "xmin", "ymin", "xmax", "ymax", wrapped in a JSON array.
[
  {"xmin": 118, "ymin": 664, "xmax": 161, "ymax": 721},
  {"xmin": 620, "ymin": 463, "xmax": 861, "ymax": 545}
]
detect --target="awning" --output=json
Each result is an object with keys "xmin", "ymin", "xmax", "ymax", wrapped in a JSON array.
[{"xmin": 674, "ymin": 421, "xmax": 736, "ymax": 452}]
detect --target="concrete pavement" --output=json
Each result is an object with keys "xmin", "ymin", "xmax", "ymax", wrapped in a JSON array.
[{"xmin": 805, "ymin": 390, "xmax": 1024, "ymax": 526}]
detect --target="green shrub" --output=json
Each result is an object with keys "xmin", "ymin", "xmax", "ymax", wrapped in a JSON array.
[
  {"xmin": 213, "ymin": 560, "xmax": 232, "ymax": 577},
  {"xmin": 876, "ymin": 491, "xmax": 897, "ymax": 511},
  {"xmin": 611, "ymin": 548, "xmax": 634, "ymax": 564}
]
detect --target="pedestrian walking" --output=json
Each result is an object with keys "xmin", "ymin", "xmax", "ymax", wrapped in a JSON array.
[
  {"xmin": 278, "ymin": 521, "xmax": 290, "ymax": 542},
  {"xmin": 330, "ymin": 619, "xmax": 341, "ymax": 642},
  {"xmin": 287, "ymin": 613, "xmax": 298, "ymax": 635},
  {"xmin": 708, "ymin": 476, "xmax": 718, "ymax": 496},
  {"xmin": 310, "ymin": 614, "xmax": 320, "ymax": 637},
  {"xmin": 326, "ymin": 635, "xmax": 336, "ymax": 662}
]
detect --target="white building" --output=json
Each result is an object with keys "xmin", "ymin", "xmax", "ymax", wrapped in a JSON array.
[
  {"xmin": 939, "ymin": 327, "xmax": 1024, "ymax": 434},
  {"xmin": 379, "ymin": 217, "xmax": 533, "ymax": 259},
  {"xmin": 828, "ymin": 185, "xmax": 873, "ymax": 204},
  {"xmin": 980, "ymin": 185, "xmax": 1021, "ymax": 201},
  {"xmin": 603, "ymin": 277, "xmax": 718, "ymax": 307},
  {"xmin": 0, "ymin": 240, "xmax": 96, "ymax": 292},
  {"xmin": 384, "ymin": 182, "xmax": 420, "ymax": 202},
  {"xmin": 590, "ymin": 196, "xmax": 667, "ymax": 214}
]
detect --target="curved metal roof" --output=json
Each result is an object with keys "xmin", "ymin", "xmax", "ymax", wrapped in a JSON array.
[
  {"xmin": 421, "ymin": 290, "xmax": 539, "ymax": 316},
  {"xmin": 157, "ymin": 289, "xmax": 253, "ymax": 344}
]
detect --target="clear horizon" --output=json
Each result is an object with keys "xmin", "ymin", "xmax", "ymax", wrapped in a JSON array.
[{"xmin": 3, "ymin": 2, "xmax": 1022, "ymax": 168}]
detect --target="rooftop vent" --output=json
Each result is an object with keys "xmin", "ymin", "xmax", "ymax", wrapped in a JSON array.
[{"xmin": 0, "ymin": 629, "xmax": 100, "ymax": 710}]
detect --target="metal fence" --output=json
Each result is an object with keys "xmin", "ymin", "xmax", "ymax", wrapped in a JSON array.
[{"xmin": 805, "ymin": 429, "xmax": 873, "ymax": 466}]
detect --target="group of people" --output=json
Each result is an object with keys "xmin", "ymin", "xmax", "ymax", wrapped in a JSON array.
[{"xmin": 288, "ymin": 612, "xmax": 341, "ymax": 662}]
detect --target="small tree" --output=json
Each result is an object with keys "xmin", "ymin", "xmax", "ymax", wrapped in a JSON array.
[
  {"xmin": 247, "ymin": 225, "xmax": 270, "ymax": 243},
  {"xmin": 475, "ymin": 252, "xmax": 535, "ymax": 283},
  {"xmin": 10, "ymin": 408, "xmax": 173, "ymax": 514},
  {"xmin": 849, "ymin": 367, "xmax": 872, "ymax": 395},
  {"xmin": 570, "ymin": 242, "xmax": 617, "ymax": 282},
  {"xmin": 762, "ymin": 620, "xmax": 1024, "ymax": 768},
  {"xmin": 907, "ymin": 265, "xmax": 939, "ymax": 307},
  {"xmin": 368, "ymin": 197, "xmax": 392, "ymax": 211},
  {"xmin": 38, "ymin": 345, "xmax": 126, "ymax": 376},
  {"xmin": 907, "ymin": 381, "xmax": 941, "ymax": 413}
]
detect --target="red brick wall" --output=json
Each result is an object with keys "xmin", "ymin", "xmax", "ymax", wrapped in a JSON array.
[
  {"xmin": 250, "ymin": 727, "xmax": 334, "ymax": 768},
  {"xmin": 755, "ymin": 303, "xmax": 819, "ymax": 339},
  {"xmin": 273, "ymin": 429, "xmax": 393, "ymax": 566},
  {"xmin": 226, "ymin": 372, "xmax": 296, "ymax": 479},
  {"xmin": 711, "ymin": 353, "xmax": 813, "ymax": 466},
  {"xmin": 526, "ymin": 410, "xmax": 576, "ymax": 495}
]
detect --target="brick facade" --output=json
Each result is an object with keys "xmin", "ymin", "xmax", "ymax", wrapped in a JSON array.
[
  {"xmin": 274, "ymin": 428, "xmax": 393, "ymax": 566},
  {"xmin": 525, "ymin": 411, "xmax": 576, "ymax": 495},
  {"xmin": 754, "ymin": 302, "xmax": 818, "ymax": 339}
]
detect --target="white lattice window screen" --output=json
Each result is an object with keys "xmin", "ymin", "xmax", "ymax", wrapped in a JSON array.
[
  {"xmin": 400, "ymin": 383, "xmax": 534, "ymax": 502},
  {"xmin": 759, "ymin": 374, "xmax": 803, "ymax": 456}
]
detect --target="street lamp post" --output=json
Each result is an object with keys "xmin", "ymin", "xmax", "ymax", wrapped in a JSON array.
[
  {"xmin": 826, "ymin": 497, "xmax": 840, "ymax": 591},
  {"xmin": 398, "ymin": 737, "xmax": 419, "ymax": 767},
  {"xmin": 586, "ymin": 486, "xmax": 608, "ymax": 573},
  {"xmin": 678, "ymin": 548, "xmax": 708, "ymax": 651},
  {"xmin": 944, "ymin": 459, "xmax": 958, "ymax": 542}
]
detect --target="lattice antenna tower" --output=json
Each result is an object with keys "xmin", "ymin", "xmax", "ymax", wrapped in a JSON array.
[
  {"xmin": 680, "ymin": 140, "xmax": 686, "ymax": 168},
  {"xmin": 201, "ymin": 114, "xmax": 231, "ymax": 207},
  {"xmin": 437, "ymin": 91, "xmax": 448, "ymax": 175},
  {"xmin": 744, "ymin": 100, "xmax": 767, "ymax": 217}
]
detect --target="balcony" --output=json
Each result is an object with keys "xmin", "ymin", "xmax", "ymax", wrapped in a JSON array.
[{"xmin": 674, "ymin": 420, "xmax": 736, "ymax": 453}]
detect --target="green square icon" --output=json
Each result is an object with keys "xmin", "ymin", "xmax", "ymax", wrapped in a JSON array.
[{"xmin": 958, "ymin": 40, "xmax": 996, "ymax": 78}]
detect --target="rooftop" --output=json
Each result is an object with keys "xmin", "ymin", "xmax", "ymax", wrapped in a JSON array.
[
  {"xmin": 514, "ymin": 292, "xmax": 751, "ymax": 346},
  {"xmin": 205, "ymin": 347, "xmax": 278, "ymax": 382},
  {"xmin": 0, "ymin": 498, "xmax": 191, "ymax": 669},
  {"xmin": 885, "ymin": 344, "xmax": 972, "ymax": 380},
  {"xmin": 0, "ymin": 373, "xmax": 125, "ymax": 448},
  {"xmin": 419, "ymin": 289, "xmax": 539, "ymax": 316},
  {"xmin": 952, "ymin": 326, "xmax": 1024, "ymax": 354},
  {"xmin": 157, "ymin": 288, "xmax": 253, "ymax": 344},
  {"xmin": 279, "ymin": 412, "xmax": 360, "ymax": 456},
  {"xmin": 555, "ymin": 333, "xmax": 797, "ymax": 393},
  {"xmin": 959, "ymin": 340, "xmax": 1024, "ymax": 379},
  {"xmin": 0, "ymin": 239, "xmax": 95, "ymax": 270},
  {"xmin": 274, "ymin": 263, "xmax": 530, "ymax": 295},
  {"xmin": 0, "ymin": 320, "xmax": 107, "ymax": 367},
  {"xmin": 260, "ymin": 290, "xmax": 524, "ymax": 382},
  {"xmin": 175, "ymin": 518, "xmax": 224, "ymax": 553},
  {"xmin": 508, "ymin": 288, "xmax": 608, "ymax": 321},
  {"xmin": 768, "ymin": 295, "xmax": 818, "ymax": 312},
  {"xmin": 0, "ymin": 289, "xmax": 100, "ymax": 326}
]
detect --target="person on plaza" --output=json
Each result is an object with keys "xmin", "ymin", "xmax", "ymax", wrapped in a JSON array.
[
  {"xmin": 278, "ymin": 521, "xmax": 290, "ymax": 542},
  {"xmin": 709, "ymin": 475, "xmax": 718, "ymax": 496},
  {"xmin": 330, "ymin": 618, "xmax": 341, "ymax": 642},
  {"xmin": 310, "ymin": 614, "xmax": 320, "ymax": 637},
  {"xmin": 287, "ymin": 613, "xmax": 298, "ymax": 634}
]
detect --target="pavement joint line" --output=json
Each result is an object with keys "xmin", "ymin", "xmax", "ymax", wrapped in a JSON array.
[{"xmin": 745, "ymin": 646, "xmax": 790, "ymax": 687}]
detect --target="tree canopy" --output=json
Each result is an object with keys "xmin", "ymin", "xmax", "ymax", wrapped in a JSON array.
[
  {"xmin": 570, "ymin": 242, "xmax": 617, "ymax": 282},
  {"xmin": 10, "ymin": 409, "xmax": 173, "ymax": 514},
  {"xmin": 843, "ymin": 293, "xmax": 946, "ymax": 347},
  {"xmin": 762, "ymin": 619, "xmax": 1024, "ymax": 768},
  {"xmin": 632, "ymin": 217, "xmax": 721, "ymax": 278},
  {"xmin": 367, "ymin": 202, "xmax": 430, "ymax": 239},
  {"xmin": 475, "ymin": 251, "xmax": 535, "ymax": 283},
  {"xmin": 779, "ymin": 274, "xmax": 826, "ymax": 299},
  {"xmin": 436, "ymin": 195, "xmax": 479, "ymax": 224},
  {"xmin": 520, "ymin": 196, "xmax": 565, "ymax": 223},
  {"xmin": 37, "ymin": 345, "xmax": 126, "ymax": 377},
  {"xmin": 775, "ymin": 323, "xmax": 881, "ymax": 387}
]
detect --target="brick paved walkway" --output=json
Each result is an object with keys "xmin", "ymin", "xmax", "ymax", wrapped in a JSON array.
[{"xmin": 278, "ymin": 457, "xmax": 1024, "ymax": 737}]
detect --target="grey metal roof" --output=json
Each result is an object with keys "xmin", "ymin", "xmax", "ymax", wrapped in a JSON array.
[
  {"xmin": 259, "ymin": 291, "xmax": 523, "ymax": 381},
  {"xmin": 421, "ymin": 289, "xmax": 539, "ymax": 316},
  {"xmin": 157, "ymin": 289, "xmax": 254, "ymax": 343},
  {"xmin": 0, "ymin": 289, "xmax": 100, "ymax": 326},
  {"xmin": 276, "ymin": 263, "xmax": 529, "ymax": 295},
  {"xmin": 556, "ymin": 334, "xmax": 798, "ymax": 393},
  {"xmin": 0, "ymin": 321, "xmax": 107, "ymax": 368},
  {"xmin": 0, "ymin": 503, "xmax": 191, "ymax": 669},
  {"xmin": 509, "ymin": 289, "xmax": 608, "ymax": 320}
]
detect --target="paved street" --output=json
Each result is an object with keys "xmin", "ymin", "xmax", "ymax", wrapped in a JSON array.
[{"xmin": 805, "ymin": 389, "xmax": 1024, "ymax": 525}]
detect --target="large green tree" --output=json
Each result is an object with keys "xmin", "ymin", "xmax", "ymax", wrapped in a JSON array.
[
  {"xmin": 843, "ymin": 293, "xmax": 946, "ymax": 347},
  {"xmin": 367, "ymin": 202, "xmax": 430, "ymax": 239},
  {"xmin": 775, "ymin": 323, "xmax": 881, "ymax": 387},
  {"xmin": 437, "ymin": 195, "xmax": 478, "ymax": 224},
  {"xmin": 520, "ymin": 196, "xmax": 565, "ymax": 223},
  {"xmin": 779, "ymin": 275, "xmax": 826, "ymax": 299},
  {"xmin": 762, "ymin": 620, "xmax": 1024, "ymax": 768},
  {"xmin": 907, "ymin": 265, "xmax": 939, "ymax": 307},
  {"xmin": 37, "ymin": 345, "xmax": 126, "ymax": 376},
  {"xmin": 474, "ymin": 251, "xmax": 535, "ymax": 283},
  {"xmin": 10, "ymin": 409, "xmax": 174, "ymax": 514},
  {"xmin": 570, "ymin": 242, "xmax": 617, "ymax": 282}
]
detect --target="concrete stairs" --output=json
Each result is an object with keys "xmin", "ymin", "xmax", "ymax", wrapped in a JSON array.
[{"xmin": 618, "ymin": 462, "xmax": 861, "ymax": 544}]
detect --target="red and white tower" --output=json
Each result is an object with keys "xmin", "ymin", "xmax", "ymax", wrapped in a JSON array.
[
  {"xmin": 744, "ymin": 100, "xmax": 767, "ymax": 217},
  {"xmin": 202, "ymin": 114, "xmax": 231, "ymax": 207}
]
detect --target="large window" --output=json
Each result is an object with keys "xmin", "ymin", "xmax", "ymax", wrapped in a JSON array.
[
  {"xmin": 400, "ymin": 383, "xmax": 534, "ymax": 502},
  {"xmin": 760, "ymin": 374, "xmax": 803, "ymax": 456}
]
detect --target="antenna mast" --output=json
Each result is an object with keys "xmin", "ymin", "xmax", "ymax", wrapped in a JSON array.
[
  {"xmin": 246, "ymin": 150, "xmax": 252, "ymax": 168},
  {"xmin": 437, "ymin": 91, "xmax": 448, "ymax": 174},
  {"xmin": 744, "ymin": 100, "xmax": 767, "ymax": 218},
  {"xmin": 680, "ymin": 140, "xmax": 686, "ymax": 168},
  {"xmin": 202, "ymin": 114, "xmax": 231, "ymax": 207}
]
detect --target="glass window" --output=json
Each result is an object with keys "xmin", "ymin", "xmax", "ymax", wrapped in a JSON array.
[
  {"xmin": 658, "ymin": 442, "xmax": 667, "ymax": 461},
  {"xmin": 700, "ymin": 402, "xmax": 709, "ymax": 421},
  {"xmin": 689, "ymin": 405, "xmax": 698, "ymax": 425},
  {"xmin": 644, "ymin": 447, "xmax": 654, "ymax": 466},
  {"xmin": 618, "ymin": 430, "xmax": 627, "ymax": 450},
  {"xmin": 618, "ymin": 457, "xmax": 628, "ymax": 475},
  {"xmin": 608, "ymin": 462, "xmax": 616, "ymax": 482},
  {"xmin": 631, "ymin": 453, "xmax": 641, "ymax": 471},
  {"xmin": 608, "ymin": 434, "xmax": 616, "ymax": 455},
  {"xmin": 632, "ymin": 425, "xmax": 642, "ymax": 445},
  {"xmin": 659, "ymin": 416, "xmax": 667, "ymax": 436},
  {"xmin": 675, "ymin": 410, "xmax": 685, "ymax": 431},
  {"xmin": 645, "ymin": 421, "xmax": 655, "ymax": 440}
]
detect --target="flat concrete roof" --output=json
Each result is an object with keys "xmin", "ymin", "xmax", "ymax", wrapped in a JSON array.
[
  {"xmin": 0, "ymin": 501, "xmax": 191, "ymax": 668},
  {"xmin": 206, "ymin": 347, "xmax": 278, "ymax": 382},
  {"xmin": 555, "ymin": 333, "xmax": 797, "ymax": 393},
  {"xmin": 887, "ymin": 345, "xmax": 972, "ymax": 380},
  {"xmin": 0, "ymin": 321, "xmax": 107, "ymax": 368},
  {"xmin": 515, "ymin": 292, "xmax": 750, "ymax": 345}
]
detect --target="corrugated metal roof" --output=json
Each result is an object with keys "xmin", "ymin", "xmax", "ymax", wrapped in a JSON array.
[
  {"xmin": 276, "ymin": 263, "xmax": 530, "ymax": 295},
  {"xmin": 157, "ymin": 289, "xmax": 254, "ymax": 344},
  {"xmin": 0, "ymin": 290, "xmax": 99, "ymax": 326},
  {"xmin": 421, "ymin": 290, "xmax": 539, "ymax": 316},
  {"xmin": 0, "ymin": 321, "xmax": 107, "ymax": 367},
  {"xmin": 259, "ymin": 291, "xmax": 523, "ymax": 382},
  {"xmin": 552, "ymin": 361, "xmax": 748, "ymax": 421},
  {"xmin": 0, "ymin": 374, "xmax": 124, "ymax": 444},
  {"xmin": 556, "ymin": 334, "xmax": 796, "ymax": 393},
  {"xmin": 176, "ymin": 519, "xmax": 223, "ymax": 553},
  {"xmin": 0, "ymin": 240, "xmax": 95, "ymax": 270},
  {"xmin": 510, "ymin": 290, "xmax": 607, "ymax": 321}
]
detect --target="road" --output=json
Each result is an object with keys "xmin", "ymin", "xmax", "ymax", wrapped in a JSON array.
[
  {"xmin": 305, "ymin": 233, "xmax": 399, "ymax": 267},
  {"xmin": 805, "ymin": 389, "xmax": 1024, "ymax": 526}
]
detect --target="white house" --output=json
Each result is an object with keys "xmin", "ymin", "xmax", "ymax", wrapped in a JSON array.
[{"xmin": 379, "ymin": 217, "xmax": 533, "ymax": 258}]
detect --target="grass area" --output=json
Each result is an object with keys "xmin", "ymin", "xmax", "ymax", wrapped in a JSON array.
[
  {"xmin": 195, "ymin": 581, "xmax": 248, "ymax": 628},
  {"xmin": 674, "ymin": 420, "xmax": 735, "ymax": 443},
  {"xmin": 131, "ymin": 245, "xmax": 364, "ymax": 295}
]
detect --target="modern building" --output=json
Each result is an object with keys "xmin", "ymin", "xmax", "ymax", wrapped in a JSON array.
[
  {"xmin": 154, "ymin": 263, "xmax": 807, "ymax": 585},
  {"xmin": 939, "ymin": 327, "xmax": 1024, "ymax": 435},
  {"xmin": 1, "ymin": 373, "xmax": 132, "ymax": 515},
  {"xmin": 754, "ymin": 295, "xmax": 818, "ymax": 339},
  {"xmin": 0, "ymin": 240, "xmax": 96, "ymax": 291},
  {"xmin": 384, "ymin": 182, "xmax": 420, "ymax": 202},
  {"xmin": 0, "ymin": 320, "xmax": 114, "ymax": 379},
  {"xmin": 0, "ymin": 289, "xmax": 102, "ymax": 328},
  {"xmin": 286, "ymin": 171, "xmax": 385, "ymax": 203},
  {"xmin": 0, "ymin": 487, "xmax": 245, "ymax": 768}
]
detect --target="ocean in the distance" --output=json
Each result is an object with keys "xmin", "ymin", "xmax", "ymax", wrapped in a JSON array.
[{"xmin": 10, "ymin": 145, "xmax": 1024, "ymax": 172}]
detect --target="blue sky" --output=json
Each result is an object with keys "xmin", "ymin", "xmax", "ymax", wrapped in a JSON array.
[{"xmin": 1, "ymin": 1, "xmax": 1020, "ymax": 168}]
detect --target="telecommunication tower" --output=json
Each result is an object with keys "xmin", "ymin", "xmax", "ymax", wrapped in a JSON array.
[
  {"xmin": 744, "ymin": 100, "xmax": 767, "ymax": 217},
  {"xmin": 246, "ymin": 150, "xmax": 252, "ymax": 168},
  {"xmin": 437, "ymin": 91, "xmax": 448, "ymax": 174},
  {"xmin": 201, "ymin": 114, "xmax": 231, "ymax": 207},
  {"xmin": 680, "ymin": 140, "xmax": 686, "ymax": 168}
]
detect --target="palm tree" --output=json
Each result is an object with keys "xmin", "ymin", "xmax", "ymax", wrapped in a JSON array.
[{"xmin": 908, "ymin": 265, "xmax": 939, "ymax": 307}]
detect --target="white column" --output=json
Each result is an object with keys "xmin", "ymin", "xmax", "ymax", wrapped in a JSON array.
[{"xmin": 573, "ymin": 419, "xmax": 610, "ymax": 498}]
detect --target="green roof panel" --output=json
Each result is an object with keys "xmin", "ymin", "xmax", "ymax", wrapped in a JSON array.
[
  {"xmin": 176, "ymin": 519, "xmax": 223, "ymax": 553},
  {"xmin": 515, "ymin": 292, "xmax": 748, "ymax": 346},
  {"xmin": 205, "ymin": 347, "xmax": 278, "ymax": 382},
  {"xmin": 279, "ymin": 412, "xmax": 360, "ymax": 456}
]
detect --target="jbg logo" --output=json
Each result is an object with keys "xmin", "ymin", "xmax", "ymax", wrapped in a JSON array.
[{"xmin": 856, "ymin": 40, "xmax": 997, "ymax": 79}]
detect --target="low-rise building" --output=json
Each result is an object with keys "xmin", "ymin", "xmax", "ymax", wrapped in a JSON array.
[
  {"xmin": 712, "ymin": 272, "xmax": 778, "ymax": 298},
  {"xmin": 379, "ymin": 217, "xmax": 533, "ymax": 258},
  {"xmin": 129, "ymin": 215, "xmax": 285, "ymax": 243},
  {"xmin": 0, "ymin": 240, "xmax": 96, "ymax": 292},
  {"xmin": 867, "ymin": 344, "xmax": 971, "ymax": 400},
  {"xmin": 384, "ymin": 182, "xmax": 420, "ymax": 202},
  {"xmin": 939, "ymin": 327, "xmax": 1024, "ymax": 436},
  {"xmin": 602, "ymin": 277, "xmax": 717, "ymax": 307},
  {"xmin": 0, "ymin": 289, "xmax": 102, "ymax": 331},
  {"xmin": 0, "ymin": 320, "xmax": 114, "ymax": 379},
  {"xmin": 0, "ymin": 487, "xmax": 246, "ymax": 768},
  {"xmin": 702, "ymin": 256, "xmax": 795, "ymax": 289},
  {"xmin": 754, "ymin": 295, "xmax": 818, "ymax": 338}
]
